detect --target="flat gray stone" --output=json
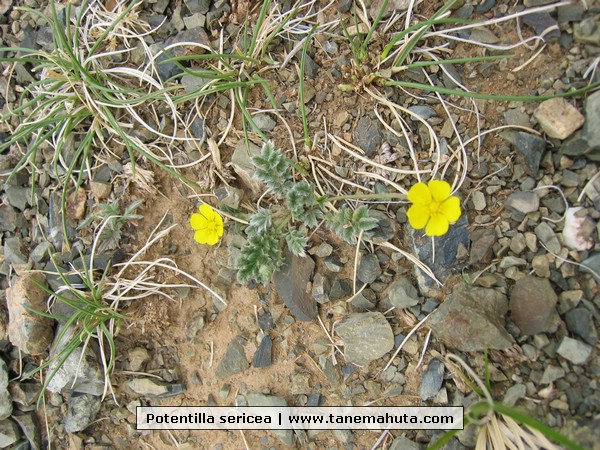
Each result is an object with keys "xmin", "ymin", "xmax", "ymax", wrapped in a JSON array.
[
  {"xmin": 47, "ymin": 324, "xmax": 104, "ymax": 396},
  {"xmin": 515, "ymin": 132, "xmax": 546, "ymax": 176},
  {"xmin": 247, "ymin": 394, "xmax": 293, "ymax": 446},
  {"xmin": 565, "ymin": 308, "xmax": 598, "ymax": 345},
  {"xmin": 12, "ymin": 412, "xmax": 42, "ymax": 450},
  {"xmin": 582, "ymin": 90, "xmax": 600, "ymax": 148},
  {"xmin": 0, "ymin": 419, "xmax": 20, "ymax": 448},
  {"xmin": 383, "ymin": 278, "xmax": 420, "ymax": 309},
  {"xmin": 470, "ymin": 228, "xmax": 495, "ymax": 264},
  {"xmin": 409, "ymin": 215, "xmax": 470, "ymax": 294},
  {"xmin": 216, "ymin": 338, "xmax": 249, "ymax": 378},
  {"xmin": 231, "ymin": 140, "xmax": 263, "ymax": 194},
  {"xmin": 505, "ymin": 191, "xmax": 539, "ymax": 214},
  {"xmin": 357, "ymin": 253, "xmax": 381, "ymax": 285},
  {"xmin": 126, "ymin": 378, "xmax": 186, "ymax": 398},
  {"xmin": 336, "ymin": 312, "xmax": 394, "ymax": 365},
  {"xmin": 273, "ymin": 251, "xmax": 317, "ymax": 321},
  {"xmin": 252, "ymin": 335, "xmax": 272, "ymax": 368},
  {"xmin": 428, "ymin": 283, "xmax": 514, "ymax": 352},
  {"xmin": 556, "ymin": 337, "xmax": 592, "ymax": 365},
  {"xmin": 353, "ymin": 116, "xmax": 382, "ymax": 157},
  {"xmin": 510, "ymin": 276, "xmax": 559, "ymax": 335},
  {"xmin": 418, "ymin": 358, "xmax": 445, "ymax": 400},
  {"xmin": 252, "ymin": 114, "xmax": 277, "ymax": 132},
  {"xmin": 64, "ymin": 393, "xmax": 102, "ymax": 433}
]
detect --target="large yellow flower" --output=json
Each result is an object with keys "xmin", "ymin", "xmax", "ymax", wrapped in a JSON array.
[
  {"xmin": 407, "ymin": 180, "xmax": 461, "ymax": 237},
  {"xmin": 190, "ymin": 204, "xmax": 224, "ymax": 245}
]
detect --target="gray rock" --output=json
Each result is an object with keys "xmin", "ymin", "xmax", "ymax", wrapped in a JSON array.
[
  {"xmin": 350, "ymin": 293, "xmax": 375, "ymax": 312},
  {"xmin": 9, "ymin": 383, "xmax": 40, "ymax": 412},
  {"xmin": 505, "ymin": 191, "xmax": 539, "ymax": 214},
  {"xmin": 6, "ymin": 273, "xmax": 53, "ymax": 356},
  {"xmin": 231, "ymin": 140, "xmax": 263, "ymax": 194},
  {"xmin": 46, "ymin": 324, "xmax": 104, "ymax": 396},
  {"xmin": 556, "ymin": 337, "xmax": 592, "ymax": 365},
  {"xmin": 247, "ymin": 393, "xmax": 293, "ymax": 446},
  {"xmin": 369, "ymin": 210, "xmax": 396, "ymax": 243},
  {"xmin": 504, "ymin": 108, "xmax": 530, "ymax": 128},
  {"xmin": 252, "ymin": 114, "xmax": 277, "ymax": 132},
  {"xmin": 574, "ymin": 19, "xmax": 600, "ymax": 46},
  {"xmin": 127, "ymin": 347, "xmax": 150, "ymax": 372},
  {"xmin": 418, "ymin": 358, "xmax": 445, "ymax": 400},
  {"xmin": 389, "ymin": 435, "xmax": 422, "ymax": 450},
  {"xmin": 469, "ymin": 228, "xmax": 495, "ymax": 264},
  {"xmin": 428, "ymin": 283, "xmax": 514, "ymax": 352},
  {"xmin": 0, "ymin": 390, "xmax": 11, "ymax": 422},
  {"xmin": 540, "ymin": 365, "xmax": 565, "ymax": 384},
  {"xmin": 215, "ymin": 185, "xmax": 244, "ymax": 210},
  {"xmin": 0, "ymin": 360, "xmax": 10, "ymax": 420},
  {"xmin": 534, "ymin": 98, "xmax": 584, "ymax": 140},
  {"xmin": 510, "ymin": 276, "xmax": 559, "ymax": 335},
  {"xmin": 184, "ymin": 0, "xmax": 210, "ymax": 14},
  {"xmin": 252, "ymin": 335, "xmax": 272, "ymax": 368},
  {"xmin": 309, "ymin": 242, "xmax": 333, "ymax": 258},
  {"xmin": 3, "ymin": 236, "xmax": 28, "ymax": 265},
  {"xmin": 336, "ymin": 312, "xmax": 394, "ymax": 365},
  {"xmin": 329, "ymin": 279, "xmax": 351, "ymax": 300},
  {"xmin": 408, "ymin": 105, "xmax": 437, "ymax": 120},
  {"xmin": 4, "ymin": 185, "xmax": 30, "ymax": 211},
  {"xmin": 357, "ymin": 254, "xmax": 381, "ymax": 285},
  {"xmin": 273, "ymin": 251, "xmax": 317, "ymax": 321},
  {"xmin": 503, "ymin": 384, "xmax": 526, "ymax": 407},
  {"xmin": 216, "ymin": 338, "xmax": 249, "ymax": 378},
  {"xmin": 534, "ymin": 222, "xmax": 561, "ymax": 254},
  {"xmin": 311, "ymin": 273, "xmax": 329, "ymax": 304},
  {"xmin": 522, "ymin": 12, "xmax": 560, "ymax": 40},
  {"xmin": 565, "ymin": 308, "xmax": 598, "ymax": 345},
  {"xmin": 409, "ymin": 215, "xmax": 470, "ymax": 294},
  {"xmin": 30, "ymin": 242, "xmax": 54, "ymax": 264},
  {"xmin": 126, "ymin": 378, "xmax": 186, "ymax": 398},
  {"xmin": 190, "ymin": 116, "xmax": 205, "ymax": 141},
  {"xmin": 581, "ymin": 253, "xmax": 600, "ymax": 283},
  {"xmin": 323, "ymin": 254, "xmax": 344, "ymax": 272},
  {"xmin": 515, "ymin": 132, "xmax": 546, "ymax": 176},
  {"xmin": 258, "ymin": 312, "xmax": 275, "ymax": 330},
  {"xmin": 354, "ymin": 116, "xmax": 382, "ymax": 157},
  {"xmin": 0, "ymin": 206, "xmax": 17, "ymax": 232},
  {"xmin": 0, "ymin": 419, "xmax": 20, "ymax": 448},
  {"xmin": 582, "ymin": 90, "xmax": 600, "ymax": 149},
  {"xmin": 384, "ymin": 278, "xmax": 420, "ymax": 309},
  {"xmin": 64, "ymin": 393, "xmax": 102, "ymax": 433},
  {"xmin": 12, "ymin": 412, "xmax": 42, "ymax": 450},
  {"xmin": 472, "ymin": 191, "xmax": 486, "ymax": 211},
  {"xmin": 181, "ymin": 73, "xmax": 209, "ymax": 92}
]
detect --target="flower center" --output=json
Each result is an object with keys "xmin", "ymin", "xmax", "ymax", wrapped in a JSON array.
[{"xmin": 429, "ymin": 201, "xmax": 441, "ymax": 214}]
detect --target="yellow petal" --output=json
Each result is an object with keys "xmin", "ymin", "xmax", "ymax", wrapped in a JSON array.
[
  {"xmin": 425, "ymin": 213, "xmax": 449, "ymax": 236},
  {"xmin": 428, "ymin": 180, "xmax": 451, "ymax": 202},
  {"xmin": 194, "ymin": 230, "xmax": 209, "ymax": 244},
  {"xmin": 190, "ymin": 213, "xmax": 208, "ymax": 230},
  {"xmin": 204, "ymin": 232, "xmax": 219, "ymax": 246},
  {"xmin": 407, "ymin": 182, "xmax": 432, "ymax": 205},
  {"xmin": 198, "ymin": 203, "xmax": 216, "ymax": 220},
  {"xmin": 440, "ymin": 196, "xmax": 461, "ymax": 223},
  {"xmin": 215, "ymin": 221, "xmax": 224, "ymax": 237},
  {"xmin": 407, "ymin": 204, "xmax": 430, "ymax": 230}
]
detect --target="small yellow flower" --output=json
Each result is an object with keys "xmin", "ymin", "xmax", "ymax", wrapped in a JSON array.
[
  {"xmin": 407, "ymin": 180, "xmax": 461, "ymax": 237},
  {"xmin": 190, "ymin": 204, "xmax": 224, "ymax": 245}
]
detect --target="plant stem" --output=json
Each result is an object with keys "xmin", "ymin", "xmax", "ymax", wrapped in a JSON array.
[{"xmin": 322, "ymin": 192, "xmax": 406, "ymax": 203}]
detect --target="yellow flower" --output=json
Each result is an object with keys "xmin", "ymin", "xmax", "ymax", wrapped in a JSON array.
[
  {"xmin": 407, "ymin": 180, "xmax": 461, "ymax": 237},
  {"xmin": 190, "ymin": 204, "xmax": 224, "ymax": 245}
]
